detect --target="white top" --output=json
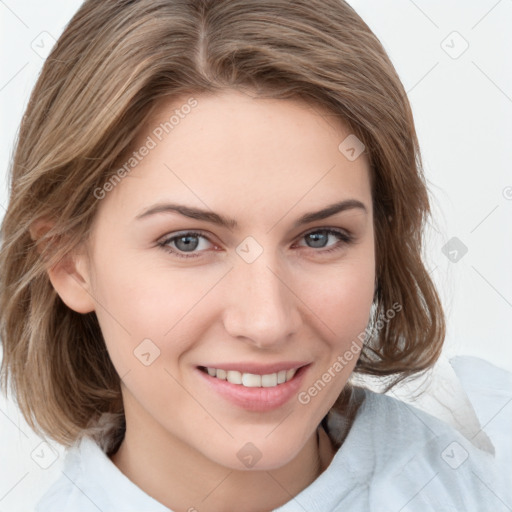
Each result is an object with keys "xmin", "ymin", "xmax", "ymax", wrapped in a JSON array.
[{"xmin": 35, "ymin": 388, "xmax": 511, "ymax": 512}]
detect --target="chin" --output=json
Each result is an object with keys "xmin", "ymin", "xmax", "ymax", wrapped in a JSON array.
[{"xmin": 210, "ymin": 432, "xmax": 312, "ymax": 472}]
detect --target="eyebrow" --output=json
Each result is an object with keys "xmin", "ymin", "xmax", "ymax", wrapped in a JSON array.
[{"xmin": 135, "ymin": 199, "xmax": 367, "ymax": 229}]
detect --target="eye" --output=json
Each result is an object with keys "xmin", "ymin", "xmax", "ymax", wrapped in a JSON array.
[
  {"xmin": 295, "ymin": 228, "xmax": 353, "ymax": 254},
  {"xmin": 157, "ymin": 228, "xmax": 354, "ymax": 259},
  {"xmin": 158, "ymin": 231, "xmax": 214, "ymax": 259}
]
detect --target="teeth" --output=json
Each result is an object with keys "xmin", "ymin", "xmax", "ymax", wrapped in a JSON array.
[
  {"xmin": 227, "ymin": 370, "xmax": 242, "ymax": 384},
  {"xmin": 286, "ymin": 368, "xmax": 296, "ymax": 381},
  {"xmin": 261, "ymin": 373, "xmax": 277, "ymax": 387},
  {"xmin": 242, "ymin": 373, "xmax": 261, "ymax": 387},
  {"xmin": 204, "ymin": 367, "xmax": 298, "ymax": 387}
]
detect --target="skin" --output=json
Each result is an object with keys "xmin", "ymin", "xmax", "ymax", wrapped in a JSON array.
[{"xmin": 48, "ymin": 89, "xmax": 375, "ymax": 512}]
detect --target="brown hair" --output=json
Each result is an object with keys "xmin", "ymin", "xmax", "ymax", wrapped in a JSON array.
[{"xmin": 0, "ymin": 0, "xmax": 444, "ymax": 450}]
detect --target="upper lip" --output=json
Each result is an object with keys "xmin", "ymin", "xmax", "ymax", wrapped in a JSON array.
[{"xmin": 198, "ymin": 362, "xmax": 310, "ymax": 375}]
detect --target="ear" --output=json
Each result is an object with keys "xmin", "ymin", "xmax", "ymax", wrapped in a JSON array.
[{"xmin": 30, "ymin": 219, "xmax": 96, "ymax": 314}]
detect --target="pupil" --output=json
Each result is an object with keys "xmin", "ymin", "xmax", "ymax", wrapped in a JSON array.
[
  {"xmin": 308, "ymin": 232, "xmax": 327, "ymax": 248},
  {"xmin": 176, "ymin": 235, "xmax": 199, "ymax": 252}
]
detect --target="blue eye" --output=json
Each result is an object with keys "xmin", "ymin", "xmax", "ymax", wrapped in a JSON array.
[
  {"xmin": 298, "ymin": 228, "xmax": 353, "ymax": 251},
  {"xmin": 158, "ymin": 231, "xmax": 212, "ymax": 259},
  {"xmin": 157, "ymin": 228, "xmax": 353, "ymax": 259}
]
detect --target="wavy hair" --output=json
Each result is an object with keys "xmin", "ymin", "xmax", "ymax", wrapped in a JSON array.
[{"xmin": 0, "ymin": 0, "xmax": 444, "ymax": 451}]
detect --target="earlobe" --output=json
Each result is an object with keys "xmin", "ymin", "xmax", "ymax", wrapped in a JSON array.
[{"xmin": 30, "ymin": 218, "xmax": 96, "ymax": 314}]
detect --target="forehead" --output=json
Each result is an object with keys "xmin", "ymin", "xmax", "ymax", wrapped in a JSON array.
[{"xmin": 98, "ymin": 90, "xmax": 372, "ymax": 226}]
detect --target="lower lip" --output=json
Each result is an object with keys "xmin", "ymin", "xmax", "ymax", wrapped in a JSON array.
[{"xmin": 196, "ymin": 365, "xmax": 310, "ymax": 412}]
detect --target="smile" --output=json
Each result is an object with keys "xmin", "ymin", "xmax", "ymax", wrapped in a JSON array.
[
  {"xmin": 196, "ymin": 363, "xmax": 311, "ymax": 412},
  {"xmin": 199, "ymin": 366, "xmax": 297, "ymax": 388}
]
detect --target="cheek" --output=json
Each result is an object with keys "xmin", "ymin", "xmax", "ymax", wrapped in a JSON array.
[
  {"xmin": 89, "ymin": 254, "xmax": 225, "ymax": 367},
  {"xmin": 292, "ymin": 255, "xmax": 375, "ymax": 418},
  {"xmin": 297, "ymin": 250, "xmax": 375, "ymax": 344}
]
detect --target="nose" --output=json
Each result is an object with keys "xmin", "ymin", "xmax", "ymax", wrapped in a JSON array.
[{"xmin": 221, "ymin": 252, "xmax": 302, "ymax": 349}]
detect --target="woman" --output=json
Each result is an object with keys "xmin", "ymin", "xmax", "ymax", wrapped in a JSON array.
[{"xmin": 0, "ymin": 1, "xmax": 505, "ymax": 510}]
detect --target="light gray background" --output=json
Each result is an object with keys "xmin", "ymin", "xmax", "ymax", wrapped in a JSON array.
[{"xmin": 1, "ymin": 1, "xmax": 511, "ymax": 510}]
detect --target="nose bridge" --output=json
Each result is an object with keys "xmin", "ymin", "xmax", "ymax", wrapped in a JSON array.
[{"xmin": 222, "ymin": 247, "xmax": 301, "ymax": 346}]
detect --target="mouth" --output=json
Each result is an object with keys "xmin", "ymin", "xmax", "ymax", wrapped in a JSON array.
[{"xmin": 196, "ymin": 363, "xmax": 311, "ymax": 412}]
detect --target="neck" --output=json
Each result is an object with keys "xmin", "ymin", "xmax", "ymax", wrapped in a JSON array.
[{"xmin": 110, "ymin": 413, "xmax": 336, "ymax": 512}]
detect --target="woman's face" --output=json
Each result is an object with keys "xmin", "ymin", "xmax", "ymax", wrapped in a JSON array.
[{"xmin": 81, "ymin": 90, "xmax": 375, "ymax": 470}]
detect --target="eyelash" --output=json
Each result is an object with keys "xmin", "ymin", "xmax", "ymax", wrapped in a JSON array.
[{"xmin": 157, "ymin": 228, "xmax": 354, "ymax": 259}]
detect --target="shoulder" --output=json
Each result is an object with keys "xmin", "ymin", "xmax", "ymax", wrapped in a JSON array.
[
  {"xmin": 327, "ymin": 388, "xmax": 510, "ymax": 511},
  {"xmin": 34, "ymin": 436, "xmax": 170, "ymax": 512},
  {"xmin": 34, "ymin": 437, "xmax": 103, "ymax": 511}
]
